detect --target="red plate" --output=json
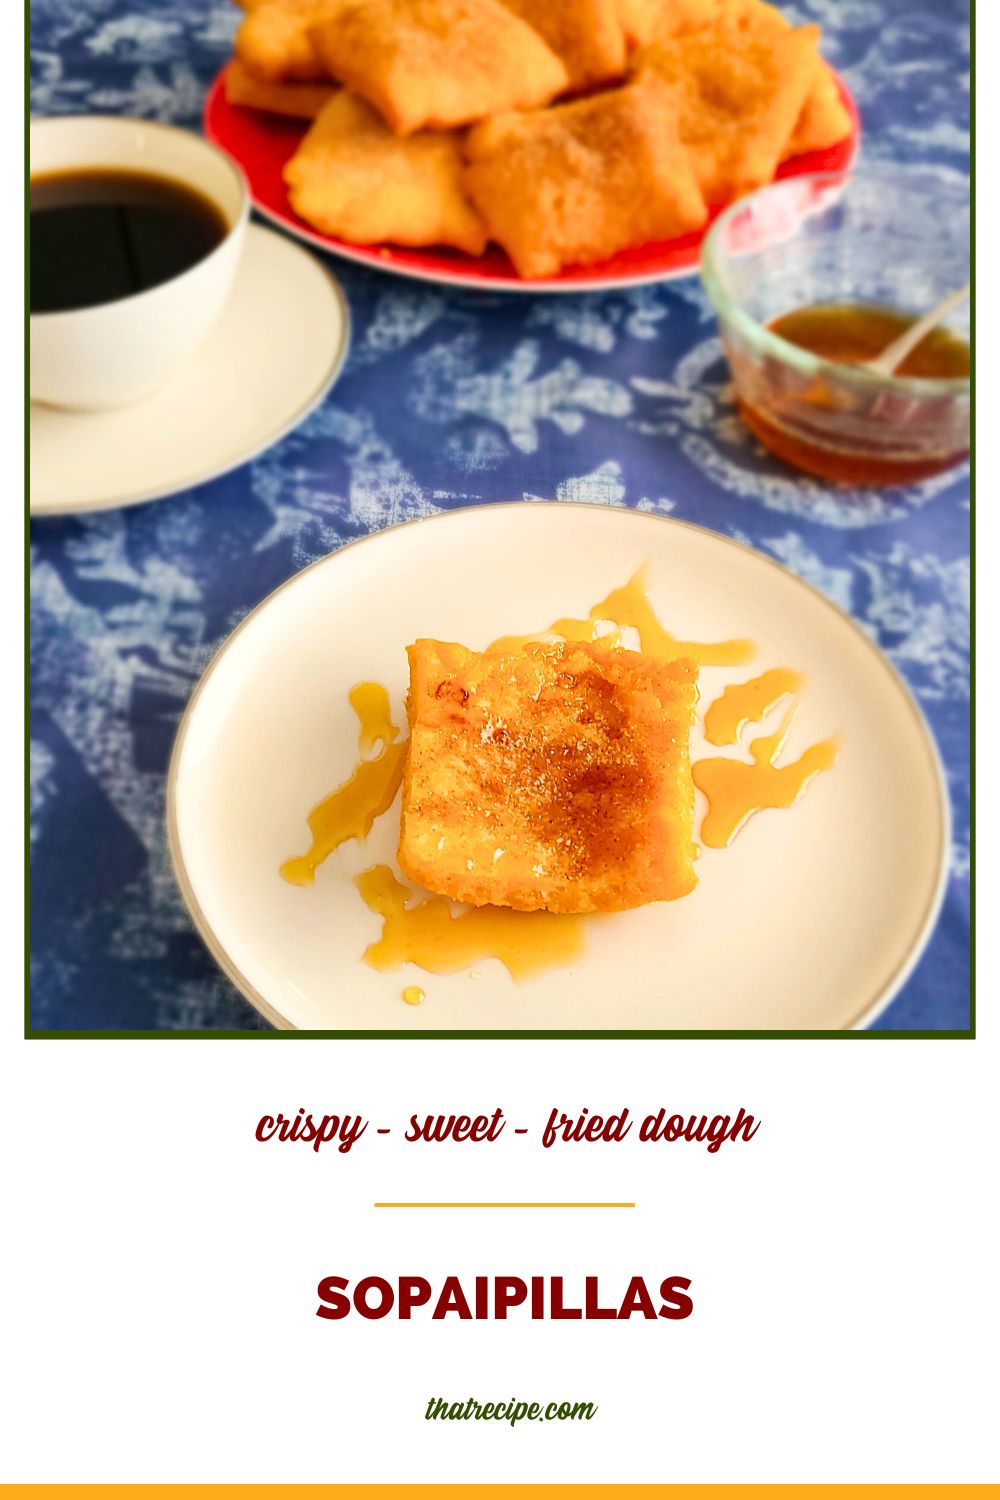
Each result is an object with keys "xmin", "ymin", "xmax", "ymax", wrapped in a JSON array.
[{"xmin": 204, "ymin": 64, "xmax": 860, "ymax": 293}]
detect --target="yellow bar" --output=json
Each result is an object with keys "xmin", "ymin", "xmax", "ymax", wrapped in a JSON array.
[{"xmin": 1, "ymin": 1486, "xmax": 993, "ymax": 1496}]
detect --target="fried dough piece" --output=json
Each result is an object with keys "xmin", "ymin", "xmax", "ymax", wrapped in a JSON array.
[
  {"xmin": 678, "ymin": 3, "xmax": 850, "ymax": 160},
  {"xmin": 310, "ymin": 0, "xmax": 569, "ymax": 136},
  {"xmin": 648, "ymin": 0, "xmax": 792, "ymax": 41},
  {"xmin": 654, "ymin": 2, "xmax": 850, "ymax": 161},
  {"xmin": 463, "ymin": 75, "xmax": 706, "ymax": 278},
  {"xmin": 399, "ymin": 638, "xmax": 698, "ymax": 913},
  {"xmin": 615, "ymin": 0, "xmax": 722, "ymax": 46},
  {"xmin": 498, "ymin": 0, "xmax": 626, "ymax": 92},
  {"xmin": 235, "ymin": 0, "xmax": 348, "ymax": 83},
  {"xmin": 615, "ymin": 0, "xmax": 663, "ymax": 46},
  {"xmin": 625, "ymin": 0, "xmax": 847, "ymax": 165},
  {"xmin": 225, "ymin": 59, "xmax": 337, "ymax": 117},
  {"xmin": 638, "ymin": 15, "xmax": 822, "ymax": 201},
  {"xmin": 283, "ymin": 93, "xmax": 488, "ymax": 253},
  {"xmin": 623, "ymin": 0, "xmax": 803, "ymax": 47},
  {"xmin": 785, "ymin": 61, "xmax": 852, "ymax": 156},
  {"xmin": 715, "ymin": 4, "xmax": 852, "ymax": 160}
]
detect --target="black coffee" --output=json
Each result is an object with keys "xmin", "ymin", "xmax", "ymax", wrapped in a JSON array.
[{"xmin": 30, "ymin": 167, "xmax": 230, "ymax": 314}]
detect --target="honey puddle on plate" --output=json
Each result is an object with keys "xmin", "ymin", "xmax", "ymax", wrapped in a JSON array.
[
  {"xmin": 279, "ymin": 682, "xmax": 406, "ymax": 887},
  {"xmin": 280, "ymin": 571, "xmax": 839, "ymax": 992},
  {"xmin": 703, "ymin": 667, "xmax": 804, "ymax": 744},
  {"xmin": 694, "ymin": 672, "xmax": 840, "ymax": 848},
  {"xmin": 358, "ymin": 866, "xmax": 584, "ymax": 981},
  {"xmin": 488, "ymin": 563, "xmax": 756, "ymax": 668}
]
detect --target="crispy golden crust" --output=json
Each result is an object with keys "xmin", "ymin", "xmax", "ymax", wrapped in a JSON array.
[
  {"xmin": 637, "ymin": 1, "xmax": 849, "ymax": 162},
  {"xmin": 462, "ymin": 74, "xmax": 707, "ymax": 278},
  {"xmin": 225, "ymin": 58, "xmax": 337, "ymax": 116},
  {"xmin": 637, "ymin": 2, "xmax": 849, "ymax": 162},
  {"xmin": 638, "ymin": 11, "xmax": 821, "ymax": 200},
  {"xmin": 309, "ymin": 0, "xmax": 569, "ymax": 135},
  {"xmin": 283, "ymin": 92, "xmax": 489, "ymax": 253},
  {"xmin": 619, "ymin": 0, "xmax": 803, "ymax": 53},
  {"xmin": 498, "ymin": 0, "xmax": 627, "ymax": 92},
  {"xmin": 235, "ymin": 0, "xmax": 345, "ymax": 82},
  {"xmin": 615, "ymin": 0, "xmax": 663, "ymax": 47},
  {"xmin": 653, "ymin": 0, "xmax": 793, "ymax": 41},
  {"xmin": 398, "ymin": 638, "xmax": 698, "ymax": 914},
  {"xmin": 616, "ymin": 0, "xmax": 734, "ymax": 46},
  {"xmin": 785, "ymin": 61, "xmax": 851, "ymax": 157}
]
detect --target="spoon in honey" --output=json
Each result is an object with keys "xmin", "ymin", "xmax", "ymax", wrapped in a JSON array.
[{"xmin": 860, "ymin": 281, "xmax": 970, "ymax": 377}]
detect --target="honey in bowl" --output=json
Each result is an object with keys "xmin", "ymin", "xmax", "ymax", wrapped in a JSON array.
[
  {"xmin": 735, "ymin": 301, "xmax": 971, "ymax": 486},
  {"xmin": 769, "ymin": 303, "xmax": 971, "ymax": 380}
]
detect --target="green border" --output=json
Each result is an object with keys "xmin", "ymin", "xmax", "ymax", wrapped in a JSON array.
[
  {"xmin": 27, "ymin": 58, "xmax": 974, "ymax": 1042},
  {"xmin": 27, "ymin": 1028, "xmax": 975, "ymax": 1040}
]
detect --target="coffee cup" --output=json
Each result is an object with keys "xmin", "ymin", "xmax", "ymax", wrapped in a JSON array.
[{"xmin": 30, "ymin": 115, "xmax": 249, "ymax": 411}]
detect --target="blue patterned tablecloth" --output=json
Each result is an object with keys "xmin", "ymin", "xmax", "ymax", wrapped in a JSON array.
[{"xmin": 29, "ymin": 0, "xmax": 971, "ymax": 1032}]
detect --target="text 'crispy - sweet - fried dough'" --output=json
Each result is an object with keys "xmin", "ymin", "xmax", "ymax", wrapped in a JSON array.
[
  {"xmin": 463, "ymin": 74, "xmax": 707, "ymax": 278},
  {"xmin": 284, "ymin": 92, "xmax": 488, "ymax": 253},
  {"xmin": 309, "ymin": 0, "xmax": 569, "ymax": 135}
]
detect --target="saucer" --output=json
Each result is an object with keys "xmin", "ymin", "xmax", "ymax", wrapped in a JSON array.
[{"xmin": 30, "ymin": 223, "xmax": 350, "ymax": 515}]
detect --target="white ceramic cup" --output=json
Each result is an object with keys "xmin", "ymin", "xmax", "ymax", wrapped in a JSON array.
[{"xmin": 30, "ymin": 115, "xmax": 249, "ymax": 411}]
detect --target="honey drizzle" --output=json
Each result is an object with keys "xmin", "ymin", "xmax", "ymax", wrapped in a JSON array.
[
  {"xmin": 488, "ymin": 565, "xmax": 756, "ymax": 669},
  {"xmin": 591, "ymin": 566, "xmax": 756, "ymax": 668},
  {"xmin": 694, "ymin": 692, "xmax": 840, "ymax": 848},
  {"xmin": 356, "ymin": 866, "xmax": 584, "ymax": 981},
  {"xmin": 351, "ymin": 680, "xmax": 398, "ymax": 756},
  {"xmin": 281, "ymin": 570, "xmax": 840, "ymax": 983},
  {"xmin": 279, "ymin": 682, "xmax": 406, "ymax": 887},
  {"xmin": 488, "ymin": 615, "xmax": 601, "ymax": 657},
  {"xmin": 703, "ymin": 667, "xmax": 805, "ymax": 745}
]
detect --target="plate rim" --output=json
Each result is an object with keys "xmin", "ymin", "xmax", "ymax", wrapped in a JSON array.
[
  {"xmin": 166, "ymin": 501, "xmax": 951, "ymax": 1035},
  {"xmin": 29, "ymin": 223, "xmax": 352, "ymax": 517},
  {"xmin": 203, "ymin": 66, "xmax": 861, "ymax": 294}
]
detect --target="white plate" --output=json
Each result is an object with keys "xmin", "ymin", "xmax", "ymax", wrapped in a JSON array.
[
  {"xmin": 30, "ymin": 224, "xmax": 350, "ymax": 515},
  {"xmin": 168, "ymin": 503, "xmax": 948, "ymax": 1032}
]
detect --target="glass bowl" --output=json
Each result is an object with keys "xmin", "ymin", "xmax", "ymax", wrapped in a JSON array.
[{"xmin": 700, "ymin": 170, "xmax": 970, "ymax": 485}]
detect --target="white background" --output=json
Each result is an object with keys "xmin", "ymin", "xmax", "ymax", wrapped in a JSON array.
[
  {"xmin": 11, "ymin": 10, "xmax": 994, "ymax": 1487},
  {"xmin": 0, "ymin": 1043, "xmax": 997, "ymax": 1483}
]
